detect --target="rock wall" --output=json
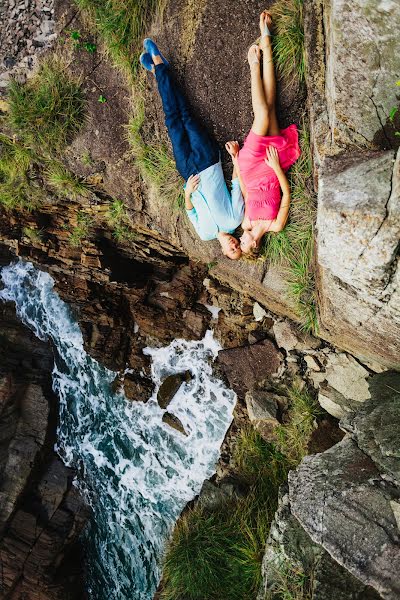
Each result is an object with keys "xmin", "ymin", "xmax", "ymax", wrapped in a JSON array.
[
  {"xmin": 260, "ymin": 371, "xmax": 400, "ymax": 600},
  {"xmin": 305, "ymin": 0, "xmax": 400, "ymax": 370},
  {"xmin": 0, "ymin": 248, "xmax": 89, "ymax": 599}
]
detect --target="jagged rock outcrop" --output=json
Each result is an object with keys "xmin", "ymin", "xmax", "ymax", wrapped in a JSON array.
[
  {"xmin": 0, "ymin": 269, "xmax": 89, "ymax": 599},
  {"xmin": 305, "ymin": 0, "xmax": 400, "ymax": 370},
  {"xmin": 260, "ymin": 371, "xmax": 400, "ymax": 600}
]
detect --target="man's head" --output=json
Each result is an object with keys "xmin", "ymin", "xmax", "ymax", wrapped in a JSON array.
[{"xmin": 218, "ymin": 232, "xmax": 242, "ymax": 260}]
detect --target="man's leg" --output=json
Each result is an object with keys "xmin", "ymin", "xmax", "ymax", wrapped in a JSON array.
[
  {"xmin": 154, "ymin": 63, "xmax": 195, "ymax": 180},
  {"xmin": 174, "ymin": 89, "xmax": 220, "ymax": 170}
]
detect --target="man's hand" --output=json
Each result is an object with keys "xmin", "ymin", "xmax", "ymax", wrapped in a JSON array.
[
  {"xmin": 186, "ymin": 173, "xmax": 200, "ymax": 196},
  {"xmin": 265, "ymin": 146, "xmax": 281, "ymax": 171},
  {"xmin": 225, "ymin": 141, "xmax": 240, "ymax": 163}
]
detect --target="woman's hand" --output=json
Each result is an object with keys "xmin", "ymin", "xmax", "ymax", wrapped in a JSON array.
[
  {"xmin": 265, "ymin": 146, "xmax": 281, "ymax": 172},
  {"xmin": 186, "ymin": 173, "xmax": 200, "ymax": 195},
  {"xmin": 225, "ymin": 141, "xmax": 240, "ymax": 163}
]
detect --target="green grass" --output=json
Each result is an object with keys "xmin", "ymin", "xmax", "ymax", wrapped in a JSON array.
[
  {"xmin": 271, "ymin": 0, "xmax": 305, "ymax": 85},
  {"xmin": 22, "ymin": 226, "xmax": 44, "ymax": 244},
  {"xmin": 161, "ymin": 384, "xmax": 320, "ymax": 600},
  {"xmin": 128, "ymin": 97, "xmax": 184, "ymax": 208},
  {"xmin": 275, "ymin": 384, "xmax": 320, "ymax": 467},
  {"xmin": 45, "ymin": 162, "xmax": 92, "ymax": 199},
  {"xmin": 74, "ymin": 0, "xmax": 165, "ymax": 76},
  {"xmin": 265, "ymin": 558, "xmax": 313, "ymax": 600},
  {"xmin": 161, "ymin": 433, "xmax": 289, "ymax": 600},
  {"xmin": 68, "ymin": 210, "xmax": 93, "ymax": 246},
  {"xmin": 105, "ymin": 198, "xmax": 136, "ymax": 242},
  {"xmin": 0, "ymin": 134, "xmax": 45, "ymax": 211},
  {"xmin": 261, "ymin": 126, "xmax": 317, "ymax": 333},
  {"xmin": 7, "ymin": 57, "xmax": 85, "ymax": 154}
]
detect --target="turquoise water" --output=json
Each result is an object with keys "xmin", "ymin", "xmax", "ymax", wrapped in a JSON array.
[{"xmin": 0, "ymin": 261, "xmax": 236, "ymax": 599}]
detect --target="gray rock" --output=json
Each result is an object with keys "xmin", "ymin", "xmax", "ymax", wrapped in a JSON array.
[
  {"xmin": 289, "ymin": 436, "xmax": 400, "ymax": 599},
  {"xmin": 245, "ymin": 390, "xmax": 284, "ymax": 441},
  {"xmin": 272, "ymin": 320, "xmax": 321, "ymax": 353},
  {"xmin": 312, "ymin": 351, "xmax": 371, "ymax": 418},
  {"xmin": 342, "ymin": 371, "xmax": 400, "ymax": 486},
  {"xmin": 157, "ymin": 371, "xmax": 192, "ymax": 409},
  {"xmin": 258, "ymin": 488, "xmax": 380, "ymax": 600}
]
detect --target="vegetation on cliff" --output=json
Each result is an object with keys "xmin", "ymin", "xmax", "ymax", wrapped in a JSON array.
[{"xmin": 160, "ymin": 385, "xmax": 319, "ymax": 600}]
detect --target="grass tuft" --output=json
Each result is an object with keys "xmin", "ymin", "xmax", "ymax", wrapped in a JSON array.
[
  {"xmin": 128, "ymin": 94, "xmax": 184, "ymax": 208},
  {"xmin": 265, "ymin": 558, "xmax": 313, "ymax": 600},
  {"xmin": 7, "ymin": 57, "xmax": 85, "ymax": 154},
  {"xmin": 45, "ymin": 162, "xmax": 92, "ymax": 199},
  {"xmin": 271, "ymin": 0, "xmax": 305, "ymax": 85},
  {"xmin": 22, "ymin": 226, "xmax": 45, "ymax": 244},
  {"xmin": 68, "ymin": 211, "xmax": 93, "ymax": 246},
  {"xmin": 105, "ymin": 198, "xmax": 136, "ymax": 242},
  {"xmin": 261, "ymin": 125, "xmax": 317, "ymax": 333},
  {"xmin": 73, "ymin": 0, "xmax": 165, "ymax": 76}
]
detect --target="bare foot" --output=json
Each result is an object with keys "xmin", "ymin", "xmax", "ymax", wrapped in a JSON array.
[
  {"xmin": 248, "ymin": 44, "xmax": 261, "ymax": 67},
  {"xmin": 259, "ymin": 10, "xmax": 273, "ymax": 48}
]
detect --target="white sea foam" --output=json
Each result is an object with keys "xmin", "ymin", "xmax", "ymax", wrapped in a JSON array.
[{"xmin": 0, "ymin": 261, "xmax": 236, "ymax": 600}]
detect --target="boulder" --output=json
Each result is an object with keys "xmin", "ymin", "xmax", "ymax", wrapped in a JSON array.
[
  {"xmin": 342, "ymin": 371, "xmax": 400, "ymax": 486},
  {"xmin": 157, "ymin": 371, "xmax": 192, "ymax": 409},
  {"xmin": 311, "ymin": 351, "xmax": 371, "ymax": 418},
  {"xmin": 272, "ymin": 320, "xmax": 321, "ymax": 353},
  {"xmin": 258, "ymin": 488, "xmax": 380, "ymax": 600},
  {"xmin": 289, "ymin": 437, "xmax": 400, "ymax": 600},
  {"xmin": 217, "ymin": 339, "xmax": 283, "ymax": 399},
  {"xmin": 122, "ymin": 371, "xmax": 154, "ymax": 403},
  {"xmin": 162, "ymin": 412, "xmax": 188, "ymax": 436},
  {"xmin": 305, "ymin": 0, "xmax": 400, "ymax": 154},
  {"xmin": 245, "ymin": 391, "xmax": 284, "ymax": 441}
]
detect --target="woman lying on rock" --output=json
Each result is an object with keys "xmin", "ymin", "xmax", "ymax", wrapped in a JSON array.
[
  {"xmin": 225, "ymin": 11, "xmax": 301, "ymax": 256},
  {"xmin": 140, "ymin": 39, "xmax": 244, "ymax": 260}
]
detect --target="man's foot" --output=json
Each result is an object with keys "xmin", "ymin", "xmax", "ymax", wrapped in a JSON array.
[
  {"xmin": 248, "ymin": 44, "xmax": 261, "ymax": 67},
  {"xmin": 259, "ymin": 11, "xmax": 273, "ymax": 48},
  {"xmin": 143, "ymin": 38, "xmax": 169, "ymax": 65},
  {"xmin": 140, "ymin": 52, "xmax": 154, "ymax": 72}
]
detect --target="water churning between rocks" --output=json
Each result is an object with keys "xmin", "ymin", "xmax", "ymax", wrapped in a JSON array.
[{"xmin": 0, "ymin": 261, "xmax": 236, "ymax": 599}]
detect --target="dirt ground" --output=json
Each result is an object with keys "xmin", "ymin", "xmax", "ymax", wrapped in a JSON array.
[{"xmin": 144, "ymin": 0, "xmax": 306, "ymax": 172}]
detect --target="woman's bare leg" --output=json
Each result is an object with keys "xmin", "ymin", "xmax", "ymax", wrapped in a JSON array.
[
  {"xmin": 248, "ymin": 45, "xmax": 270, "ymax": 136},
  {"xmin": 259, "ymin": 11, "xmax": 280, "ymax": 136}
]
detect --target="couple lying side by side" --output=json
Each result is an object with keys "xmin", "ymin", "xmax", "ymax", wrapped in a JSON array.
[{"xmin": 140, "ymin": 11, "xmax": 300, "ymax": 260}]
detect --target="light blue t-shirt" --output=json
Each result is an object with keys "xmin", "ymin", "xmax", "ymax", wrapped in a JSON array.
[{"xmin": 185, "ymin": 160, "xmax": 244, "ymax": 241}]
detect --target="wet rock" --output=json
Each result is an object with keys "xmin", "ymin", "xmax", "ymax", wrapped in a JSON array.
[
  {"xmin": 289, "ymin": 437, "xmax": 400, "ymax": 599},
  {"xmin": 245, "ymin": 390, "xmax": 284, "ymax": 442},
  {"xmin": 123, "ymin": 371, "xmax": 154, "ymax": 403},
  {"xmin": 217, "ymin": 339, "xmax": 283, "ymax": 399},
  {"xmin": 157, "ymin": 371, "xmax": 192, "ymax": 409},
  {"xmin": 162, "ymin": 412, "xmax": 188, "ymax": 436},
  {"xmin": 272, "ymin": 320, "xmax": 321, "ymax": 353}
]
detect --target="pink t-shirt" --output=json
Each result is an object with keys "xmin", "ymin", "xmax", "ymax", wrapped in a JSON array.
[{"xmin": 237, "ymin": 124, "xmax": 301, "ymax": 221}]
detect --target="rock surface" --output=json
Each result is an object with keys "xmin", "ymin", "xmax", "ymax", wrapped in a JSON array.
[
  {"xmin": 0, "ymin": 292, "xmax": 89, "ymax": 599},
  {"xmin": 157, "ymin": 371, "xmax": 192, "ymax": 409},
  {"xmin": 217, "ymin": 339, "xmax": 283, "ymax": 399}
]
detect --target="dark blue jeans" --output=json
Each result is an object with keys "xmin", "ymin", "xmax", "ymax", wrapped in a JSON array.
[{"xmin": 155, "ymin": 64, "xmax": 219, "ymax": 180}]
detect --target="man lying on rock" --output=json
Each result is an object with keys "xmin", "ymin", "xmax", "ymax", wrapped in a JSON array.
[{"xmin": 140, "ymin": 39, "xmax": 244, "ymax": 260}]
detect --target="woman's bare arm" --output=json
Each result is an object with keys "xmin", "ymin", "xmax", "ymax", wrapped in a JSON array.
[
  {"xmin": 226, "ymin": 141, "xmax": 247, "ymax": 200},
  {"xmin": 265, "ymin": 147, "xmax": 291, "ymax": 232}
]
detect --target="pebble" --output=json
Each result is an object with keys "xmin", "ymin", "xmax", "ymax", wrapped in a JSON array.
[{"xmin": 0, "ymin": 0, "xmax": 56, "ymax": 89}]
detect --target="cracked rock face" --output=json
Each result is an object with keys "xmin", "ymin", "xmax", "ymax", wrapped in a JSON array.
[{"xmin": 316, "ymin": 148, "xmax": 400, "ymax": 370}]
